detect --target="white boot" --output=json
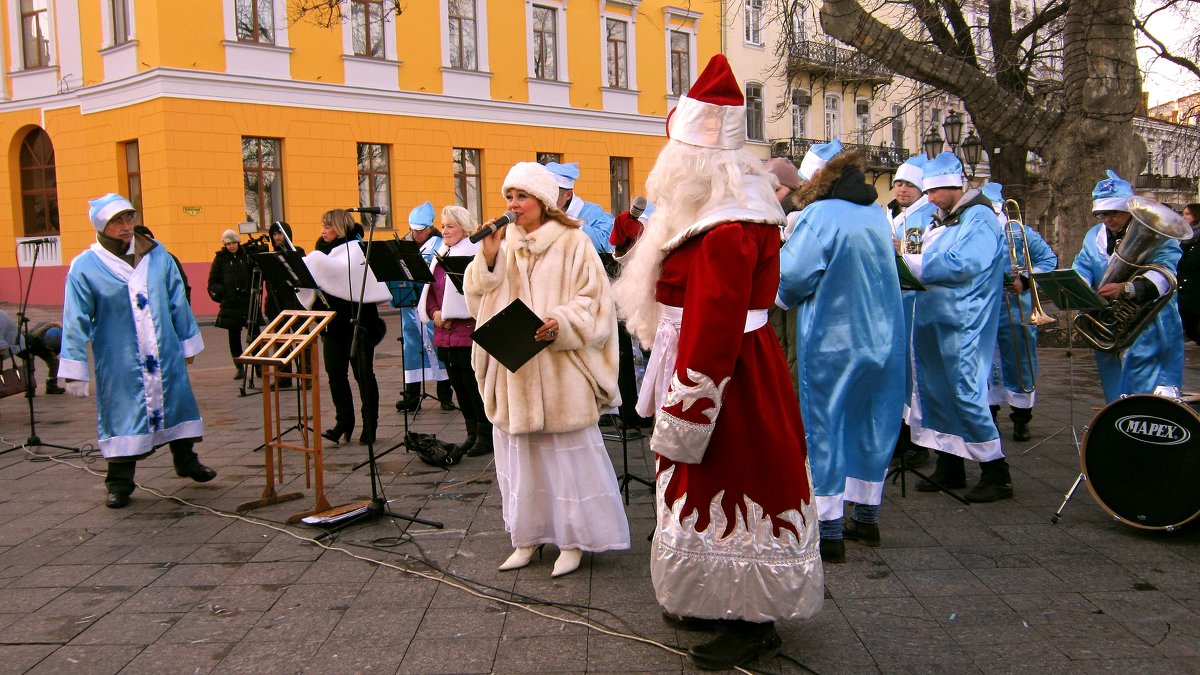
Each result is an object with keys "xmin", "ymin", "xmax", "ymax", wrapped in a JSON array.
[
  {"xmin": 551, "ymin": 549, "xmax": 583, "ymax": 578},
  {"xmin": 498, "ymin": 546, "xmax": 539, "ymax": 571}
]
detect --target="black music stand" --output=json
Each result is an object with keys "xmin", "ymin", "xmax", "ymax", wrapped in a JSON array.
[{"xmin": 886, "ymin": 426, "xmax": 970, "ymax": 505}]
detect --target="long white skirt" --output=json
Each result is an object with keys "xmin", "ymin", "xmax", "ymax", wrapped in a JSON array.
[{"xmin": 494, "ymin": 425, "xmax": 631, "ymax": 552}]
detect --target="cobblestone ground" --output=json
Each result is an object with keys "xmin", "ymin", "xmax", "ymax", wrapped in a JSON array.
[{"xmin": 1, "ymin": 303, "xmax": 1198, "ymax": 674}]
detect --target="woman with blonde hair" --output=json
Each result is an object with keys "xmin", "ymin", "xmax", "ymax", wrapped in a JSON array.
[
  {"xmin": 415, "ymin": 205, "xmax": 491, "ymax": 466},
  {"xmin": 464, "ymin": 162, "xmax": 629, "ymax": 577}
]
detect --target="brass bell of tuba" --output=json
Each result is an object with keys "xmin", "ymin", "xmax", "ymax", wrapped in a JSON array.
[
  {"xmin": 1001, "ymin": 199, "xmax": 1055, "ymax": 392},
  {"xmin": 1074, "ymin": 196, "xmax": 1190, "ymax": 352}
]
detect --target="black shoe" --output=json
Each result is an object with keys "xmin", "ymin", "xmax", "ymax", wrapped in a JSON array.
[
  {"xmin": 819, "ymin": 538, "xmax": 846, "ymax": 564},
  {"xmin": 843, "ymin": 518, "xmax": 881, "ymax": 547},
  {"xmin": 965, "ymin": 481, "xmax": 1014, "ymax": 503},
  {"xmin": 44, "ymin": 383, "xmax": 65, "ymax": 395},
  {"xmin": 395, "ymin": 398, "xmax": 420, "ymax": 413},
  {"xmin": 467, "ymin": 423, "xmax": 493, "ymax": 457},
  {"xmin": 322, "ymin": 426, "xmax": 353, "ymax": 444},
  {"xmin": 662, "ymin": 611, "xmax": 720, "ymax": 632},
  {"xmin": 1012, "ymin": 422, "xmax": 1031, "ymax": 442},
  {"xmin": 358, "ymin": 430, "xmax": 376, "ymax": 446},
  {"xmin": 687, "ymin": 622, "xmax": 782, "ymax": 671},
  {"xmin": 903, "ymin": 447, "xmax": 930, "ymax": 468},
  {"xmin": 105, "ymin": 491, "xmax": 131, "ymax": 508},
  {"xmin": 175, "ymin": 463, "xmax": 217, "ymax": 483},
  {"xmin": 234, "ymin": 369, "xmax": 245, "ymax": 380},
  {"xmin": 440, "ymin": 401, "xmax": 455, "ymax": 411}
]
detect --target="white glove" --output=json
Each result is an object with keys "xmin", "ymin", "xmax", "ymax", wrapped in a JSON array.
[{"xmin": 64, "ymin": 380, "xmax": 90, "ymax": 397}]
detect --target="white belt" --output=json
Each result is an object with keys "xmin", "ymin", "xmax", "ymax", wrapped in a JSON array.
[{"xmin": 635, "ymin": 304, "xmax": 767, "ymax": 417}]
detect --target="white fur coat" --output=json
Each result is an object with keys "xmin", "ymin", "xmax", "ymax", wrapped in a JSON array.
[{"xmin": 464, "ymin": 219, "xmax": 620, "ymax": 435}]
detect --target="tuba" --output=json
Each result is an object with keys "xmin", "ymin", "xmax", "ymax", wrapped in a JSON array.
[
  {"xmin": 1074, "ymin": 196, "xmax": 1191, "ymax": 352},
  {"xmin": 1001, "ymin": 199, "xmax": 1055, "ymax": 392}
]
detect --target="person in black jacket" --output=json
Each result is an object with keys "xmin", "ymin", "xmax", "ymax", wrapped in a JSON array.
[
  {"xmin": 134, "ymin": 225, "xmax": 191, "ymax": 305},
  {"xmin": 207, "ymin": 229, "xmax": 255, "ymax": 379},
  {"xmin": 1179, "ymin": 203, "xmax": 1200, "ymax": 346},
  {"xmin": 264, "ymin": 221, "xmax": 306, "ymax": 388}
]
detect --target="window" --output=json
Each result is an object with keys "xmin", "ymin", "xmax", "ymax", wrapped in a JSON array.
[
  {"xmin": 20, "ymin": 0, "xmax": 51, "ymax": 69},
  {"xmin": 746, "ymin": 84, "xmax": 765, "ymax": 142},
  {"xmin": 891, "ymin": 105, "xmax": 904, "ymax": 149},
  {"xmin": 242, "ymin": 137, "xmax": 284, "ymax": 228},
  {"xmin": 744, "ymin": 0, "xmax": 763, "ymax": 45},
  {"xmin": 358, "ymin": 143, "xmax": 392, "ymax": 228},
  {"xmin": 669, "ymin": 31, "xmax": 690, "ymax": 96},
  {"xmin": 124, "ymin": 141, "xmax": 142, "ymax": 218},
  {"xmin": 610, "ymin": 157, "xmax": 630, "ymax": 214},
  {"xmin": 111, "ymin": 0, "xmax": 131, "ymax": 45},
  {"xmin": 825, "ymin": 95, "xmax": 841, "ymax": 140},
  {"xmin": 537, "ymin": 152, "xmax": 561, "ymax": 165},
  {"xmin": 235, "ymin": 0, "xmax": 274, "ymax": 44},
  {"xmin": 532, "ymin": 6, "xmax": 557, "ymax": 80},
  {"xmin": 790, "ymin": 3, "xmax": 807, "ymax": 41},
  {"xmin": 453, "ymin": 148, "xmax": 482, "ymax": 224},
  {"xmin": 606, "ymin": 18, "xmax": 628, "ymax": 89},
  {"xmin": 856, "ymin": 99, "xmax": 871, "ymax": 144},
  {"xmin": 791, "ymin": 90, "xmax": 809, "ymax": 138},
  {"xmin": 19, "ymin": 128, "xmax": 59, "ymax": 236},
  {"xmin": 352, "ymin": 0, "xmax": 385, "ymax": 58},
  {"xmin": 448, "ymin": 0, "xmax": 477, "ymax": 69}
]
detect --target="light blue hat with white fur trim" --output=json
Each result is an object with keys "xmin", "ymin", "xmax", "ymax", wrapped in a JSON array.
[
  {"xmin": 88, "ymin": 193, "xmax": 136, "ymax": 231},
  {"xmin": 544, "ymin": 162, "xmax": 581, "ymax": 189},
  {"xmin": 408, "ymin": 201, "xmax": 435, "ymax": 230},
  {"xmin": 1091, "ymin": 170, "xmax": 1133, "ymax": 213},
  {"xmin": 921, "ymin": 152, "xmax": 964, "ymax": 191},
  {"xmin": 893, "ymin": 155, "xmax": 927, "ymax": 191},
  {"xmin": 798, "ymin": 138, "xmax": 843, "ymax": 181}
]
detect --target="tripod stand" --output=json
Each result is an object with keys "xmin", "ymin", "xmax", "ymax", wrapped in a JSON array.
[
  {"xmin": 885, "ymin": 426, "xmax": 970, "ymax": 505},
  {"xmin": 5, "ymin": 241, "xmax": 80, "ymax": 457},
  {"xmin": 239, "ymin": 266, "xmax": 265, "ymax": 397}
]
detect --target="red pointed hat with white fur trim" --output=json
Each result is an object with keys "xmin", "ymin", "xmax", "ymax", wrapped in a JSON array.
[{"xmin": 667, "ymin": 54, "xmax": 745, "ymax": 150}]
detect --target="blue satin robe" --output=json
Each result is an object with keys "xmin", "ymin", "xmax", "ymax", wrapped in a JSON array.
[
  {"xmin": 778, "ymin": 198, "xmax": 906, "ymax": 521},
  {"xmin": 990, "ymin": 226, "xmax": 1058, "ymax": 408},
  {"xmin": 566, "ymin": 197, "xmax": 615, "ymax": 255},
  {"xmin": 388, "ymin": 233, "xmax": 447, "ymax": 384},
  {"xmin": 1072, "ymin": 223, "xmax": 1184, "ymax": 402},
  {"xmin": 890, "ymin": 197, "xmax": 938, "ymax": 401},
  {"xmin": 59, "ymin": 244, "xmax": 204, "ymax": 458},
  {"xmin": 902, "ymin": 199, "xmax": 1005, "ymax": 461}
]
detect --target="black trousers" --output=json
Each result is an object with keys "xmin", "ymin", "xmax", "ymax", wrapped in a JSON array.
[
  {"xmin": 1181, "ymin": 308, "xmax": 1200, "ymax": 345},
  {"xmin": 225, "ymin": 326, "xmax": 242, "ymax": 362},
  {"xmin": 438, "ymin": 347, "xmax": 485, "ymax": 426},
  {"xmin": 323, "ymin": 325, "xmax": 379, "ymax": 433},
  {"xmin": 105, "ymin": 439, "xmax": 203, "ymax": 495}
]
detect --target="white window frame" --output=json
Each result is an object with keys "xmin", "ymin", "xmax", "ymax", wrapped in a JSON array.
[
  {"xmin": 526, "ymin": 1, "xmax": 567, "ymax": 82},
  {"xmin": 221, "ymin": 0, "xmax": 291, "ymax": 79},
  {"xmin": 440, "ymin": 0, "xmax": 491, "ymax": 98},
  {"xmin": 856, "ymin": 97, "xmax": 871, "ymax": 144},
  {"xmin": 744, "ymin": 0, "xmax": 763, "ymax": 46},
  {"xmin": 599, "ymin": 2, "xmax": 640, "ymax": 114},
  {"xmin": 101, "ymin": 0, "xmax": 135, "ymax": 48},
  {"xmin": 443, "ymin": 0, "xmax": 479, "ymax": 71},
  {"xmin": 663, "ymin": 5, "xmax": 700, "ymax": 106},
  {"xmin": 9, "ymin": 0, "xmax": 57, "ymax": 71},
  {"xmin": 791, "ymin": 90, "xmax": 809, "ymax": 139},
  {"xmin": 746, "ymin": 82, "xmax": 765, "ymax": 142},
  {"xmin": 825, "ymin": 94, "xmax": 841, "ymax": 140},
  {"xmin": 341, "ymin": 0, "xmax": 400, "ymax": 89}
]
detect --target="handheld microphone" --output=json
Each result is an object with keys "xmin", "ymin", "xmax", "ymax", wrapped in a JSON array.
[
  {"xmin": 19, "ymin": 238, "xmax": 57, "ymax": 246},
  {"xmin": 469, "ymin": 211, "xmax": 517, "ymax": 244},
  {"xmin": 629, "ymin": 196, "xmax": 648, "ymax": 219},
  {"xmin": 346, "ymin": 206, "xmax": 388, "ymax": 216}
]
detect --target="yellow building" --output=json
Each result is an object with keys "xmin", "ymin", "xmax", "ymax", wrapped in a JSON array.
[{"xmin": 1, "ymin": 0, "xmax": 721, "ymax": 311}]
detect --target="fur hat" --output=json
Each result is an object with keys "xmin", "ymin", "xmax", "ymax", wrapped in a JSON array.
[
  {"xmin": 764, "ymin": 158, "xmax": 802, "ymax": 190},
  {"xmin": 221, "ymin": 229, "xmax": 240, "ymax": 244},
  {"xmin": 666, "ymin": 54, "xmax": 746, "ymax": 150},
  {"xmin": 921, "ymin": 152, "xmax": 964, "ymax": 191},
  {"xmin": 544, "ymin": 162, "xmax": 580, "ymax": 189},
  {"xmin": 1092, "ymin": 170, "xmax": 1133, "ymax": 213},
  {"xmin": 893, "ymin": 154, "xmax": 927, "ymax": 191},
  {"xmin": 408, "ymin": 201, "xmax": 435, "ymax": 230},
  {"xmin": 502, "ymin": 162, "xmax": 560, "ymax": 212},
  {"xmin": 798, "ymin": 139, "xmax": 843, "ymax": 181},
  {"xmin": 87, "ymin": 193, "xmax": 136, "ymax": 231}
]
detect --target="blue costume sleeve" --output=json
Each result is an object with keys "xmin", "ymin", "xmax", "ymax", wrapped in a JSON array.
[
  {"xmin": 777, "ymin": 214, "xmax": 829, "ymax": 308},
  {"xmin": 579, "ymin": 202, "xmax": 615, "ymax": 254},
  {"xmin": 921, "ymin": 207, "xmax": 1001, "ymax": 286},
  {"xmin": 59, "ymin": 260, "xmax": 97, "ymax": 381},
  {"xmin": 1025, "ymin": 228, "xmax": 1058, "ymax": 272},
  {"xmin": 1072, "ymin": 225, "xmax": 1105, "ymax": 287}
]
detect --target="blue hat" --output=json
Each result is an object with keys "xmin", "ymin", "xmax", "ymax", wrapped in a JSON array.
[
  {"xmin": 921, "ymin": 152, "xmax": 964, "ymax": 191},
  {"xmin": 408, "ymin": 201, "xmax": 435, "ymax": 230},
  {"xmin": 981, "ymin": 182, "xmax": 1004, "ymax": 214},
  {"xmin": 88, "ymin": 193, "xmax": 136, "ymax": 231},
  {"xmin": 893, "ymin": 154, "xmax": 927, "ymax": 191},
  {"xmin": 1091, "ymin": 170, "xmax": 1133, "ymax": 213},
  {"xmin": 544, "ymin": 162, "xmax": 581, "ymax": 189},
  {"xmin": 798, "ymin": 139, "xmax": 843, "ymax": 181}
]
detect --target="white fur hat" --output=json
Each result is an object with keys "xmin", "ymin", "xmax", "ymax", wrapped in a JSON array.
[{"xmin": 502, "ymin": 162, "xmax": 560, "ymax": 212}]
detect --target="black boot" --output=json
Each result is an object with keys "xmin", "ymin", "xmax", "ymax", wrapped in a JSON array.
[
  {"xmin": 437, "ymin": 380, "xmax": 455, "ymax": 411},
  {"xmin": 916, "ymin": 452, "xmax": 966, "ymax": 491},
  {"xmin": 687, "ymin": 621, "xmax": 782, "ymax": 671},
  {"xmin": 170, "ymin": 440, "xmax": 217, "ymax": 482},
  {"xmin": 44, "ymin": 378, "xmax": 65, "ymax": 395},
  {"xmin": 819, "ymin": 538, "xmax": 846, "ymax": 563},
  {"xmin": 395, "ymin": 382, "xmax": 421, "ymax": 412},
  {"xmin": 1011, "ymin": 407, "xmax": 1033, "ymax": 442},
  {"xmin": 359, "ymin": 418, "xmax": 377, "ymax": 446},
  {"xmin": 105, "ymin": 460, "xmax": 136, "ymax": 508},
  {"xmin": 467, "ymin": 421, "xmax": 493, "ymax": 456},
  {"xmin": 965, "ymin": 458, "xmax": 1014, "ymax": 503},
  {"xmin": 452, "ymin": 417, "xmax": 477, "ymax": 456}
]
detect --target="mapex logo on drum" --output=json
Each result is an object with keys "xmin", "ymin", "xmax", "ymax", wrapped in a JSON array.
[{"xmin": 1115, "ymin": 415, "xmax": 1191, "ymax": 445}]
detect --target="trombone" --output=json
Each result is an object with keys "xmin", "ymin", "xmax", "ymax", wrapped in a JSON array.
[{"xmin": 1002, "ymin": 199, "xmax": 1055, "ymax": 393}]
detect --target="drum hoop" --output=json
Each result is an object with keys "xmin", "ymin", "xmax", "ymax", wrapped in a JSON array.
[{"xmin": 1080, "ymin": 395, "xmax": 1200, "ymax": 531}]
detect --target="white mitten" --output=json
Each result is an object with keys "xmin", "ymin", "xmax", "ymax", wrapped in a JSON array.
[{"xmin": 64, "ymin": 380, "xmax": 90, "ymax": 397}]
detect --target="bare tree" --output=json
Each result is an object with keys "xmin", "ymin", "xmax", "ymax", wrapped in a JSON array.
[{"xmin": 288, "ymin": 0, "xmax": 405, "ymax": 28}]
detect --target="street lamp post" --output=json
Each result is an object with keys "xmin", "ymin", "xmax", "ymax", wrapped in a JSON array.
[
  {"xmin": 960, "ymin": 129, "xmax": 983, "ymax": 180},
  {"xmin": 923, "ymin": 124, "xmax": 945, "ymax": 160}
]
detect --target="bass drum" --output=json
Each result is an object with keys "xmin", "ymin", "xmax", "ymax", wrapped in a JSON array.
[{"xmin": 1081, "ymin": 395, "xmax": 1200, "ymax": 531}]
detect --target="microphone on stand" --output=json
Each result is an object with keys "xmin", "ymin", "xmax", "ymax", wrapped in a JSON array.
[
  {"xmin": 629, "ymin": 196, "xmax": 648, "ymax": 219},
  {"xmin": 469, "ymin": 211, "xmax": 517, "ymax": 244},
  {"xmin": 347, "ymin": 206, "xmax": 388, "ymax": 216}
]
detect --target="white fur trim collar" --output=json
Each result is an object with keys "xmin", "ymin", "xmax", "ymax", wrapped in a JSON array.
[
  {"xmin": 662, "ymin": 176, "xmax": 785, "ymax": 252},
  {"xmin": 506, "ymin": 219, "xmax": 570, "ymax": 256}
]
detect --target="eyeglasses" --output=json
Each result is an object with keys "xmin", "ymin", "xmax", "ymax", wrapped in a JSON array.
[{"xmin": 1094, "ymin": 211, "xmax": 1119, "ymax": 218}]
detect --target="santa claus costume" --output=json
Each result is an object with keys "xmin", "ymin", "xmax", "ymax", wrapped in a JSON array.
[{"xmin": 614, "ymin": 54, "xmax": 823, "ymax": 671}]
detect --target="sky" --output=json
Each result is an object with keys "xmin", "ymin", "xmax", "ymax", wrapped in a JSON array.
[{"xmin": 1138, "ymin": 1, "xmax": 1200, "ymax": 107}]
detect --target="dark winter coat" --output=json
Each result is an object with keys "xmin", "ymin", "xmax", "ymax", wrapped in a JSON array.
[
  {"xmin": 207, "ymin": 246, "xmax": 255, "ymax": 329},
  {"xmin": 1178, "ymin": 233, "xmax": 1200, "ymax": 313}
]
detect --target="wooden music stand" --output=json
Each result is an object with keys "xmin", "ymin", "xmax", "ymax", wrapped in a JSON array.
[{"xmin": 235, "ymin": 310, "xmax": 335, "ymax": 523}]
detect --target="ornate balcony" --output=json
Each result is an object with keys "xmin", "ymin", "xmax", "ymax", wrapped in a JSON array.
[
  {"xmin": 1135, "ymin": 174, "xmax": 1197, "ymax": 191},
  {"xmin": 770, "ymin": 137, "xmax": 909, "ymax": 177},
  {"xmin": 787, "ymin": 40, "xmax": 893, "ymax": 86}
]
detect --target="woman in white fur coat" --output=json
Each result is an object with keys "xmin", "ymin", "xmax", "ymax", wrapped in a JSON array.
[{"xmin": 464, "ymin": 161, "xmax": 630, "ymax": 578}]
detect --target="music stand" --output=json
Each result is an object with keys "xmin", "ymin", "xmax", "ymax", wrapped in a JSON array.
[
  {"xmin": 886, "ymin": 426, "xmax": 970, "ymax": 506},
  {"xmin": 1029, "ymin": 270, "xmax": 1107, "ymax": 524}
]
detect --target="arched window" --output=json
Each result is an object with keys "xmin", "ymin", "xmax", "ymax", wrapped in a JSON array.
[{"xmin": 19, "ymin": 128, "xmax": 59, "ymax": 236}]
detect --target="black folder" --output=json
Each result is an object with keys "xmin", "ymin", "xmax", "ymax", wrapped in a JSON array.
[
  {"xmin": 436, "ymin": 254, "xmax": 473, "ymax": 295},
  {"xmin": 470, "ymin": 299, "xmax": 549, "ymax": 373},
  {"xmin": 1031, "ymin": 270, "xmax": 1108, "ymax": 310}
]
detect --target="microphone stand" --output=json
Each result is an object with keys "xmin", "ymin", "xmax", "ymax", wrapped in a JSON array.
[{"xmin": 4, "ymin": 241, "xmax": 81, "ymax": 457}]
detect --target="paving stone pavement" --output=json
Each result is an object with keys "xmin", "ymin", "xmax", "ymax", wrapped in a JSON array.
[{"xmin": 1, "ymin": 303, "xmax": 1198, "ymax": 674}]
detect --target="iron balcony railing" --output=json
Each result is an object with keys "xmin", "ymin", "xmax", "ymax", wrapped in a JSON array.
[
  {"xmin": 787, "ymin": 40, "xmax": 893, "ymax": 84},
  {"xmin": 770, "ymin": 137, "xmax": 909, "ymax": 171},
  {"xmin": 1135, "ymin": 174, "xmax": 1198, "ymax": 191}
]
